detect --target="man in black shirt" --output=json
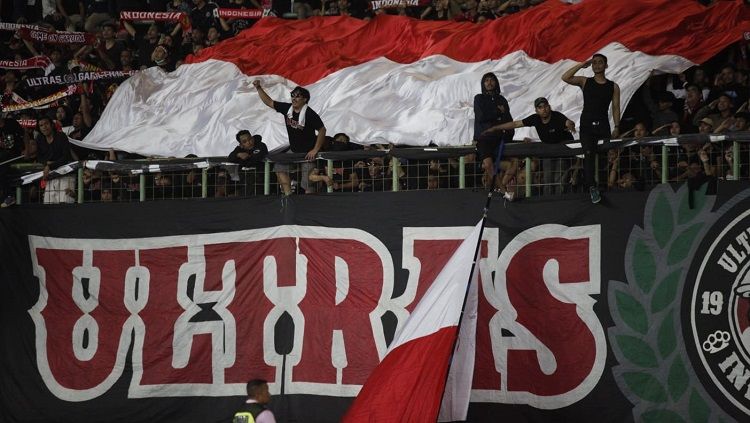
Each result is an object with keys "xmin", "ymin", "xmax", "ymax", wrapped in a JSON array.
[
  {"xmin": 485, "ymin": 97, "xmax": 575, "ymax": 195},
  {"xmin": 229, "ymin": 130, "xmax": 268, "ymax": 166},
  {"xmin": 473, "ymin": 72, "xmax": 514, "ymax": 198},
  {"xmin": 253, "ymin": 81, "xmax": 326, "ymax": 195},
  {"xmin": 228, "ymin": 130, "xmax": 268, "ymax": 196},
  {"xmin": 562, "ymin": 53, "xmax": 621, "ymax": 203},
  {"xmin": 35, "ymin": 116, "xmax": 75, "ymax": 204}
]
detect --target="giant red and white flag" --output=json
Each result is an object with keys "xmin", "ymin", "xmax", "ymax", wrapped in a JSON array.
[
  {"xmin": 342, "ymin": 221, "xmax": 482, "ymax": 423},
  {"xmin": 76, "ymin": 0, "xmax": 749, "ymax": 157}
]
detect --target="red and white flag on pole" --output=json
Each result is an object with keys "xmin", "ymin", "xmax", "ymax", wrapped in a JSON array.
[
  {"xmin": 438, "ymin": 260, "xmax": 479, "ymax": 422},
  {"xmin": 343, "ymin": 221, "xmax": 482, "ymax": 423}
]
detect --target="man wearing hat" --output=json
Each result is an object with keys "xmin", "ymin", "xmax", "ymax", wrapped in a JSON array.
[
  {"xmin": 698, "ymin": 117, "xmax": 714, "ymax": 134},
  {"xmin": 253, "ymin": 81, "xmax": 326, "ymax": 195},
  {"xmin": 484, "ymin": 97, "xmax": 575, "ymax": 195}
]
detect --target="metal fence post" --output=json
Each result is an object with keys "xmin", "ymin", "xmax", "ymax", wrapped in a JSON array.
[
  {"xmin": 392, "ymin": 157, "xmax": 399, "ymax": 192},
  {"xmin": 661, "ymin": 145, "xmax": 668, "ymax": 184},
  {"xmin": 327, "ymin": 159, "xmax": 334, "ymax": 193},
  {"xmin": 733, "ymin": 141, "xmax": 740, "ymax": 180},
  {"xmin": 139, "ymin": 174, "xmax": 146, "ymax": 202},
  {"xmin": 264, "ymin": 160, "xmax": 271, "ymax": 195},
  {"xmin": 77, "ymin": 167, "xmax": 84, "ymax": 203},
  {"xmin": 524, "ymin": 157, "xmax": 532, "ymax": 198},
  {"xmin": 201, "ymin": 168, "xmax": 208, "ymax": 198},
  {"xmin": 459, "ymin": 155, "xmax": 465, "ymax": 189},
  {"xmin": 15, "ymin": 186, "xmax": 21, "ymax": 205}
]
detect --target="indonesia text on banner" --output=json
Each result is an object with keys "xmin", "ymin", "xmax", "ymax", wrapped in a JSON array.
[
  {"xmin": 342, "ymin": 221, "xmax": 482, "ymax": 423},
  {"xmin": 0, "ymin": 56, "xmax": 53, "ymax": 75}
]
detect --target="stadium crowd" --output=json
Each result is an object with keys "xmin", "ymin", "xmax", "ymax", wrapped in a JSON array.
[{"xmin": 0, "ymin": 0, "xmax": 748, "ymax": 205}]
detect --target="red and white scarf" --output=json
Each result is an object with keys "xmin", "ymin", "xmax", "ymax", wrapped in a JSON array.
[
  {"xmin": 217, "ymin": 8, "xmax": 264, "ymax": 19},
  {"xmin": 15, "ymin": 27, "xmax": 96, "ymax": 45},
  {"xmin": 2, "ymin": 85, "xmax": 79, "ymax": 112},
  {"xmin": 120, "ymin": 11, "xmax": 192, "ymax": 32},
  {"xmin": 0, "ymin": 56, "xmax": 54, "ymax": 75},
  {"xmin": 0, "ymin": 22, "xmax": 43, "ymax": 32}
]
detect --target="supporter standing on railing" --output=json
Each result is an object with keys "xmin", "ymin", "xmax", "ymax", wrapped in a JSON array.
[
  {"xmin": 484, "ymin": 96, "xmax": 575, "ymax": 196},
  {"xmin": 473, "ymin": 72, "xmax": 515, "ymax": 199},
  {"xmin": 562, "ymin": 53, "xmax": 621, "ymax": 204},
  {"xmin": 34, "ymin": 116, "xmax": 75, "ymax": 204},
  {"xmin": 253, "ymin": 81, "xmax": 326, "ymax": 195}
]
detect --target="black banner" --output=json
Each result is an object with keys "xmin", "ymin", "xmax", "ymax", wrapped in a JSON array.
[{"xmin": 2, "ymin": 185, "xmax": 750, "ymax": 422}]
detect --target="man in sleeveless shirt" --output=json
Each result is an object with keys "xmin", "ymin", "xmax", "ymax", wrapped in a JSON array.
[
  {"xmin": 562, "ymin": 53, "xmax": 621, "ymax": 203},
  {"xmin": 233, "ymin": 379, "xmax": 276, "ymax": 423}
]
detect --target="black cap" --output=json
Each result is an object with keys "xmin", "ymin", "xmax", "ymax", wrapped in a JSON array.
[{"xmin": 534, "ymin": 97, "xmax": 549, "ymax": 108}]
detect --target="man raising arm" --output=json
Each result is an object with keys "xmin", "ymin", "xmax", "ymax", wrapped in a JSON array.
[
  {"xmin": 253, "ymin": 80, "xmax": 326, "ymax": 195},
  {"xmin": 562, "ymin": 53, "xmax": 620, "ymax": 203}
]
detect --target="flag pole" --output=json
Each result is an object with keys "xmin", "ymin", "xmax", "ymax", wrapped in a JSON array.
[
  {"xmin": 436, "ymin": 139, "xmax": 504, "ymax": 419},
  {"xmin": 0, "ymin": 154, "xmax": 25, "ymax": 167}
]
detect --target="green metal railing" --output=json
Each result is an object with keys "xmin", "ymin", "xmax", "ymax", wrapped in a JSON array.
[{"xmin": 8, "ymin": 137, "xmax": 750, "ymax": 204}]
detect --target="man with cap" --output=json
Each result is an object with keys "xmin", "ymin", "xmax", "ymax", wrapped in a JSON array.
[
  {"xmin": 253, "ymin": 81, "xmax": 326, "ymax": 195},
  {"xmin": 698, "ymin": 117, "xmax": 715, "ymax": 134},
  {"xmin": 484, "ymin": 97, "xmax": 575, "ymax": 195}
]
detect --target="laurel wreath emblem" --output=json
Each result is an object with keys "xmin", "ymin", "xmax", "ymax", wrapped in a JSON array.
[{"xmin": 608, "ymin": 183, "xmax": 734, "ymax": 422}]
